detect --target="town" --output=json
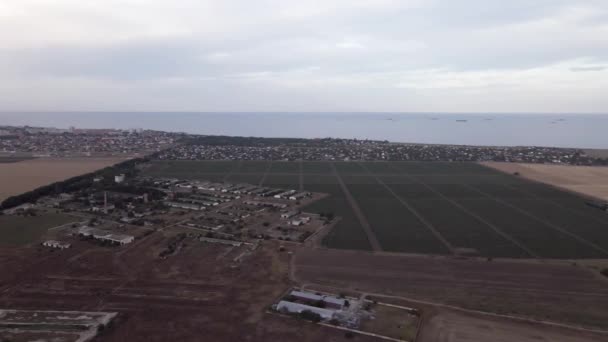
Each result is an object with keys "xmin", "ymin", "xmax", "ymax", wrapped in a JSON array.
[
  {"xmin": 0, "ymin": 125, "xmax": 180, "ymax": 157},
  {"xmin": 2, "ymin": 125, "xmax": 607, "ymax": 165}
]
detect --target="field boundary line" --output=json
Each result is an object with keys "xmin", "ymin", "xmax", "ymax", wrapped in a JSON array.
[
  {"xmin": 330, "ymin": 162, "xmax": 382, "ymax": 252},
  {"xmin": 384, "ymin": 163, "xmax": 538, "ymax": 258},
  {"xmin": 358, "ymin": 162, "xmax": 455, "ymax": 255},
  {"xmin": 258, "ymin": 160, "xmax": 273, "ymax": 186},
  {"xmin": 463, "ymin": 183, "xmax": 608, "ymax": 257},
  {"xmin": 222, "ymin": 160, "xmax": 242, "ymax": 182},
  {"xmin": 501, "ymin": 183, "xmax": 608, "ymax": 226}
]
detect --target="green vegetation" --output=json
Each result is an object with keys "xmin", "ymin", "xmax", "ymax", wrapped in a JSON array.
[
  {"xmin": 0, "ymin": 213, "xmax": 75, "ymax": 246},
  {"xmin": 142, "ymin": 160, "xmax": 608, "ymax": 258}
]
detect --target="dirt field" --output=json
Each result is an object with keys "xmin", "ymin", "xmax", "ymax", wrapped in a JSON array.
[
  {"xmin": 0, "ymin": 230, "xmax": 381, "ymax": 341},
  {"xmin": 0, "ymin": 157, "xmax": 124, "ymax": 202},
  {"xmin": 482, "ymin": 162, "xmax": 608, "ymax": 201},
  {"xmin": 294, "ymin": 248, "xmax": 608, "ymax": 330},
  {"xmin": 417, "ymin": 310, "xmax": 606, "ymax": 342}
]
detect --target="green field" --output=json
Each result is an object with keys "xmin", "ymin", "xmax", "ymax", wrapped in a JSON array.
[
  {"xmin": 143, "ymin": 160, "xmax": 608, "ymax": 259},
  {"xmin": 0, "ymin": 213, "xmax": 76, "ymax": 246}
]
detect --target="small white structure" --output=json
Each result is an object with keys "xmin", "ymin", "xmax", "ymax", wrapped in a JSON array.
[
  {"xmin": 276, "ymin": 301, "xmax": 336, "ymax": 320},
  {"xmin": 42, "ymin": 240, "xmax": 71, "ymax": 249},
  {"xmin": 114, "ymin": 174, "xmax": 126, "ymax": 183}
]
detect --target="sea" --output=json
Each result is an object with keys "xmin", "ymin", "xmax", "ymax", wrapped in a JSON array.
[{"xmin": 1, "ymin": 112, "xmax": 607, "ymax": 149}]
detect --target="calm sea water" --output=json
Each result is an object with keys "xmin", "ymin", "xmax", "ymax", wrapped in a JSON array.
[{"xmin": 1, "ymin": 112, "xmax": 607, "ymax": 149}]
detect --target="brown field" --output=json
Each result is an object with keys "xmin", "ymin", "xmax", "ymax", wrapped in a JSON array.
[
  {"xmin": 417, "ymin": 310, "xmax": 606, "ymax": 342},
  {"xmin": 481, "ymin": 162, "xmax": 608, "ymax": 201},
  {"xmin": 0, "ymin": 230, "xmax": 381, "ymax": 342},
  {"xmin": 0, "ymin": 157, "xmax": 124, "ymax": 202},
  {"xmin": 294, "ymin": 248, "xmax": 608, "ymax": 331}
]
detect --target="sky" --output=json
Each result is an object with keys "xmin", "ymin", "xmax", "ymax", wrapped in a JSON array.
[{"xmin": 1, "ymin": 0, "xmax": 607, "ymax": 113}]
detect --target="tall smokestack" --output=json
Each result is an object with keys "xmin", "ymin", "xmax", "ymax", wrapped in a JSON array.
[{"xmin": 104, "ymin": 191, "xmax": 108, "ymax": 214}]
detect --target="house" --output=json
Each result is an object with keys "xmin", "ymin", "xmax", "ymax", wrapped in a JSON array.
[
  {"xmin": 114, "ymin": 174, "xmax": 126, "ymax": 183},
  {"xmin": 276, "ymin": 301, "xmax": 335, "ymax": 320},
  {"xmin": 42, "ymin": 240, "xmax": 71, "ymax": 249}
]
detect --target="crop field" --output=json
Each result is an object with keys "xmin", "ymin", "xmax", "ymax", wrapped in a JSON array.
[
  {"xmin": 143, "ymin": 160, "xmax": 608, "ymax": 259},
  {"xmin": 0, "ymin": 157, "xmax": 124, "ymax": 202},
  {"xmin": 0, "ymin": 213, "xmax": 76, "ymax": 247}
]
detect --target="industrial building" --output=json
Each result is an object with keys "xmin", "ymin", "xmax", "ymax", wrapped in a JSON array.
[
  {"xmin": 164, "ymin": 201, "xmax": 204, "ymax": 211},
  {"xmin": 78, "ymin": 227, "xmax": 134, "ymax": 245},
  {"xmin": 276, "ymin": 301, "xmax": 336, "ymax": 320},
  {"xmin": 290, "ymin": 290, "xmax": 346, "ymax": 310}
]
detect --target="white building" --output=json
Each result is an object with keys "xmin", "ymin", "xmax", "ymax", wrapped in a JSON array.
[
  {"xmin": 276, "ymin": 301, "xmax": 336, "ymax": 320},
  {"xmin": 114, "ymin": 174, "xmax": 126, "ymax": 183},
  {"xmin": 78, "ymin": 227, "xmax": 134, "ymax": 245}
]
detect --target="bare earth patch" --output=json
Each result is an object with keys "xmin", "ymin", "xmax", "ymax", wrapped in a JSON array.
[
  {"xmin": 0, "ymin": 158, "xmax": 125, "ymax": 202},
  {"xmin": 417, "ymin": 310, "xmax": 604, "ymax": 342},
  {"xmin": 481, "ymin": 162, "xmax": 608, "ymax": 201}
]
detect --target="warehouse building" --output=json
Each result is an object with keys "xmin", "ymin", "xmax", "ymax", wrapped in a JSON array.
[{"xmin": 276, "ymin": 301, "xmax": 336, "ymax": 320}]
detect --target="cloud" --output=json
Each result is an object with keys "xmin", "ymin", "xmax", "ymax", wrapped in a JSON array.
[
  {"xmin": 570, "ymin": 66, "xmax": 606, "ymax": 72},
  {"xmin": 0, "ymin": 1, "xmax": 607, "ymax": 112}
]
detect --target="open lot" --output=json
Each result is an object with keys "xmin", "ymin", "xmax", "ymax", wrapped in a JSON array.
[
  {"xmin": 483, "ymin": 161, "xmax": 608, "ymax": 202},
  {"xmin": 295, "ymin": 248, "xmax": 608, "ymax": 331},
  {"xmin": 0, "ymin": 157, "xmax": 124, "ymax": 202},
  {"xmin": 144, "ymin": 160, "xmax": 608, "ymax": 259}
]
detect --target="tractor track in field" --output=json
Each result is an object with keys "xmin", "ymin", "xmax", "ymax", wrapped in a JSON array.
[{"xmin": 330, "ymin": 162, "xmax": 382, "ymax": 252}]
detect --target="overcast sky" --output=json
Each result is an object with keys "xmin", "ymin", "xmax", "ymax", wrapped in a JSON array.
[{"xmin": 1, "ymin": 0, "xmax": 607, "ymax": 113}]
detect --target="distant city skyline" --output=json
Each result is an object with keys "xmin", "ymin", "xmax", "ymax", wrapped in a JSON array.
[{"xmin": 1, "ymin": 1, "xmax": 607, "ymax": 113}]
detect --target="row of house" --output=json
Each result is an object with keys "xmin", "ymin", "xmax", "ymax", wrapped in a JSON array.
[
  {"xmin": 42, "ymin": 240, "xmax": 71, "ymax": 249},
  {"xmin": 244, "ymin": 200, "xmax": 287, "ymax": 209}
]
